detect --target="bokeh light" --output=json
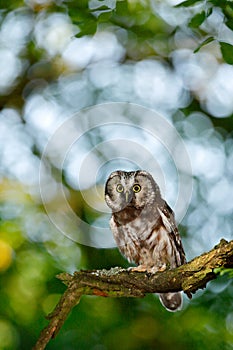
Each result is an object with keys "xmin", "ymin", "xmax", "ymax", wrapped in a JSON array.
[{"xmin": 0, "ymin": 240, "xmax": 13, "ymax": 271}]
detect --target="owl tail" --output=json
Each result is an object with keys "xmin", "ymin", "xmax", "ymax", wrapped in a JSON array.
[{"xmin": 159, "ymin": 292, "xmax": 183, "ymax": 312}]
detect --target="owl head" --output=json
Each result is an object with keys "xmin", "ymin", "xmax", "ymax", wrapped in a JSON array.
[{"xmin": 105, "ymin": 170, "xmax": 161, "ymax": 212}]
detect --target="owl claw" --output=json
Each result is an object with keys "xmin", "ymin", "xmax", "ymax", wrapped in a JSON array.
[
  {"xmin": 129, "ymin": 265, "xmax": 151, "ymax": 273},
  {"xmin": 158, "ymin": 265, "xmax": 167, "ymax": 272},
  {"xmin": 129, "ymin": 265, "xmax": 167, "ymax": 273}
]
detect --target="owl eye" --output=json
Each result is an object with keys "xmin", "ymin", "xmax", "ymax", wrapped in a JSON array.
[
  {"xmin": 133, "ymin": 184, "xmax": 141, "ymax": 193},
  {"xmin": 116, "ymin": 184, "xmax": 124, "ymax": 193}
]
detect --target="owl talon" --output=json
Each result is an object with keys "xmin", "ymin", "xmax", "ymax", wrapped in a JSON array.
[
  {"xmin": 158, "ymin": 265, "xmax": 167, "ymax": 272},
  {"xmin": 129, "ymin": 265, "xmax": 151, "ymax": 273},
  {"xmin": 129, "ymin": 266, "xmax": 166, "ymax": 274}
]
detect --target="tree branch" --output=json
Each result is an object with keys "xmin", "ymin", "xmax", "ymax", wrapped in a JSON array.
[{"xmin": 33, "ymin": 239, "xmax": 233, "ymax": 350}]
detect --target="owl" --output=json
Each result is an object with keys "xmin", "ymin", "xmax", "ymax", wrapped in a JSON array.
[{"xmin": 105, "ymin": 170, "xmax": 186, "ymax": 312}]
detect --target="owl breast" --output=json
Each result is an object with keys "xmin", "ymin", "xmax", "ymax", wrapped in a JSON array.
[{"xmin": 110, "ymin": 206, "xmax": 177, "ymax": 271}]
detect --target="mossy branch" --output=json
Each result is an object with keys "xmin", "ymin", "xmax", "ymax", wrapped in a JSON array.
[{"xmin": 33, "ymin": 239, "xmax": 233, "ymax": 350}]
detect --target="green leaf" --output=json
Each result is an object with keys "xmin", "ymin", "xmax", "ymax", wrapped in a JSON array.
[
  {"xmin": 206, "ymin": 7, "xmax": 213, "ymax": 17},
  {"xmin": 175, "ymin": 0, "xmax": 202, "ymax": 7},
  {"xmin": 90, "ymin": 5, "xmax": 111, "ymax": 12},
  {"xmin": 220, "ymin": 42, "xmax": 233, "ymax": 65},
  {"xmin": 0, "ymin": 0, "xmax": 24, "ymax": 10},
  {"xmin": 97, "ymin": 10, "xmax": 113, "ymax": 22},
  {"xmin": 225, "ymin": 19, "xmax": 233, "ymax": 30},
  {"xmin": 75, "ymin": 19, "xmax": 97, "ymax": 37},
  {"xmin": 209, "ymin": 0, "xmax": 227, "ymax": 7},
  {"xmin": 65, "ymin": 0, "xmax": 89, "ymax": 9},
  {"xmin": 67, "ymin": 4, "xmax": 98, "ymax": 37},
  {"xmin": 194, "ymin": 36, "xmax": 215, "ymax": 53},
  {"xmin": 115, "ymin": 1, "xmax": 128, "ymax": 15},
  {"xmin": 90, "ymin": 3, "xmax": 113, "ymax": 22},
  {"xmin": 188, "ymin": 11, "xmax": 206, "ymax": 28},
  {"xmin": 188, "ymin": 8, "xmax": 213, "ymax": 28}
]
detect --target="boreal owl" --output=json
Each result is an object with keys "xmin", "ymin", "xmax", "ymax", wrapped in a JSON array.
[{"xmin": 105, "ymin": 170, "xmax": 186, "ymax": 312}]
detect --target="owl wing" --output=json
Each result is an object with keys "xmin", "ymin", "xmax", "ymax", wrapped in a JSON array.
[
  {"xmin": 157, "ymin": 202, "xmax": 186, "ymax": 265},
  {"xmin": 109, "ymin": 216, "xmax": 122, "ymax": 250},
  {"xmin": 109, "ymin": 216, "xmax": 130, "ymax": 260}
]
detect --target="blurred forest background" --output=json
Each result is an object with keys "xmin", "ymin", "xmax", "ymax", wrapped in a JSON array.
[{"xmin": 0, "ymin": 0, "xmax": 233, "ymax": 349}]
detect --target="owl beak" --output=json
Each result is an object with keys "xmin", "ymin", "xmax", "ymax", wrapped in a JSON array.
[{"xmin": 125, "ymin": 190, "xmax": 131, "ymax": 203}]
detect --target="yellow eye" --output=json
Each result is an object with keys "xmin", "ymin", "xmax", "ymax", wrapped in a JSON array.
[
  {"xmin": 116, "ymin": 184, "xmax": 124, "ymax": 193},
  {"xmin": 133, "ymin": 184, "xmax": 141, "ymax": 193}
]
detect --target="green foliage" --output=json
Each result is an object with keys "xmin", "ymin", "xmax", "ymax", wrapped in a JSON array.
[
  {"xmin": 66, "ymin": 1, "xmax": 98, "ymax": 36},
  {"xmin": 214, "ymin": 267, "xmax": 233, "ymax": 278},
  {"xmin": 220, "ymin": 42, "xmax": 233, "ymax": 65},
  {"xmin": 188, "ymin": 8, "xmax": 213, "ymax": 28},
  {"xmin": 175, "ymin": 0, "xmax": 202, "ymax": 7},
  {"xmin": 226, "ymin": 18, "xmax": 233, "ymax": 30},
  {"xmin": 174, "ymin": 0, "xmax": 233, "ymax": 63},
  {"xmin": 188, "ymin": 11, "xmax": 207, "ymax": 28},
  {"xmin": 0, "ymin": 0, "xmax": 24, "ymax": 11}
]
